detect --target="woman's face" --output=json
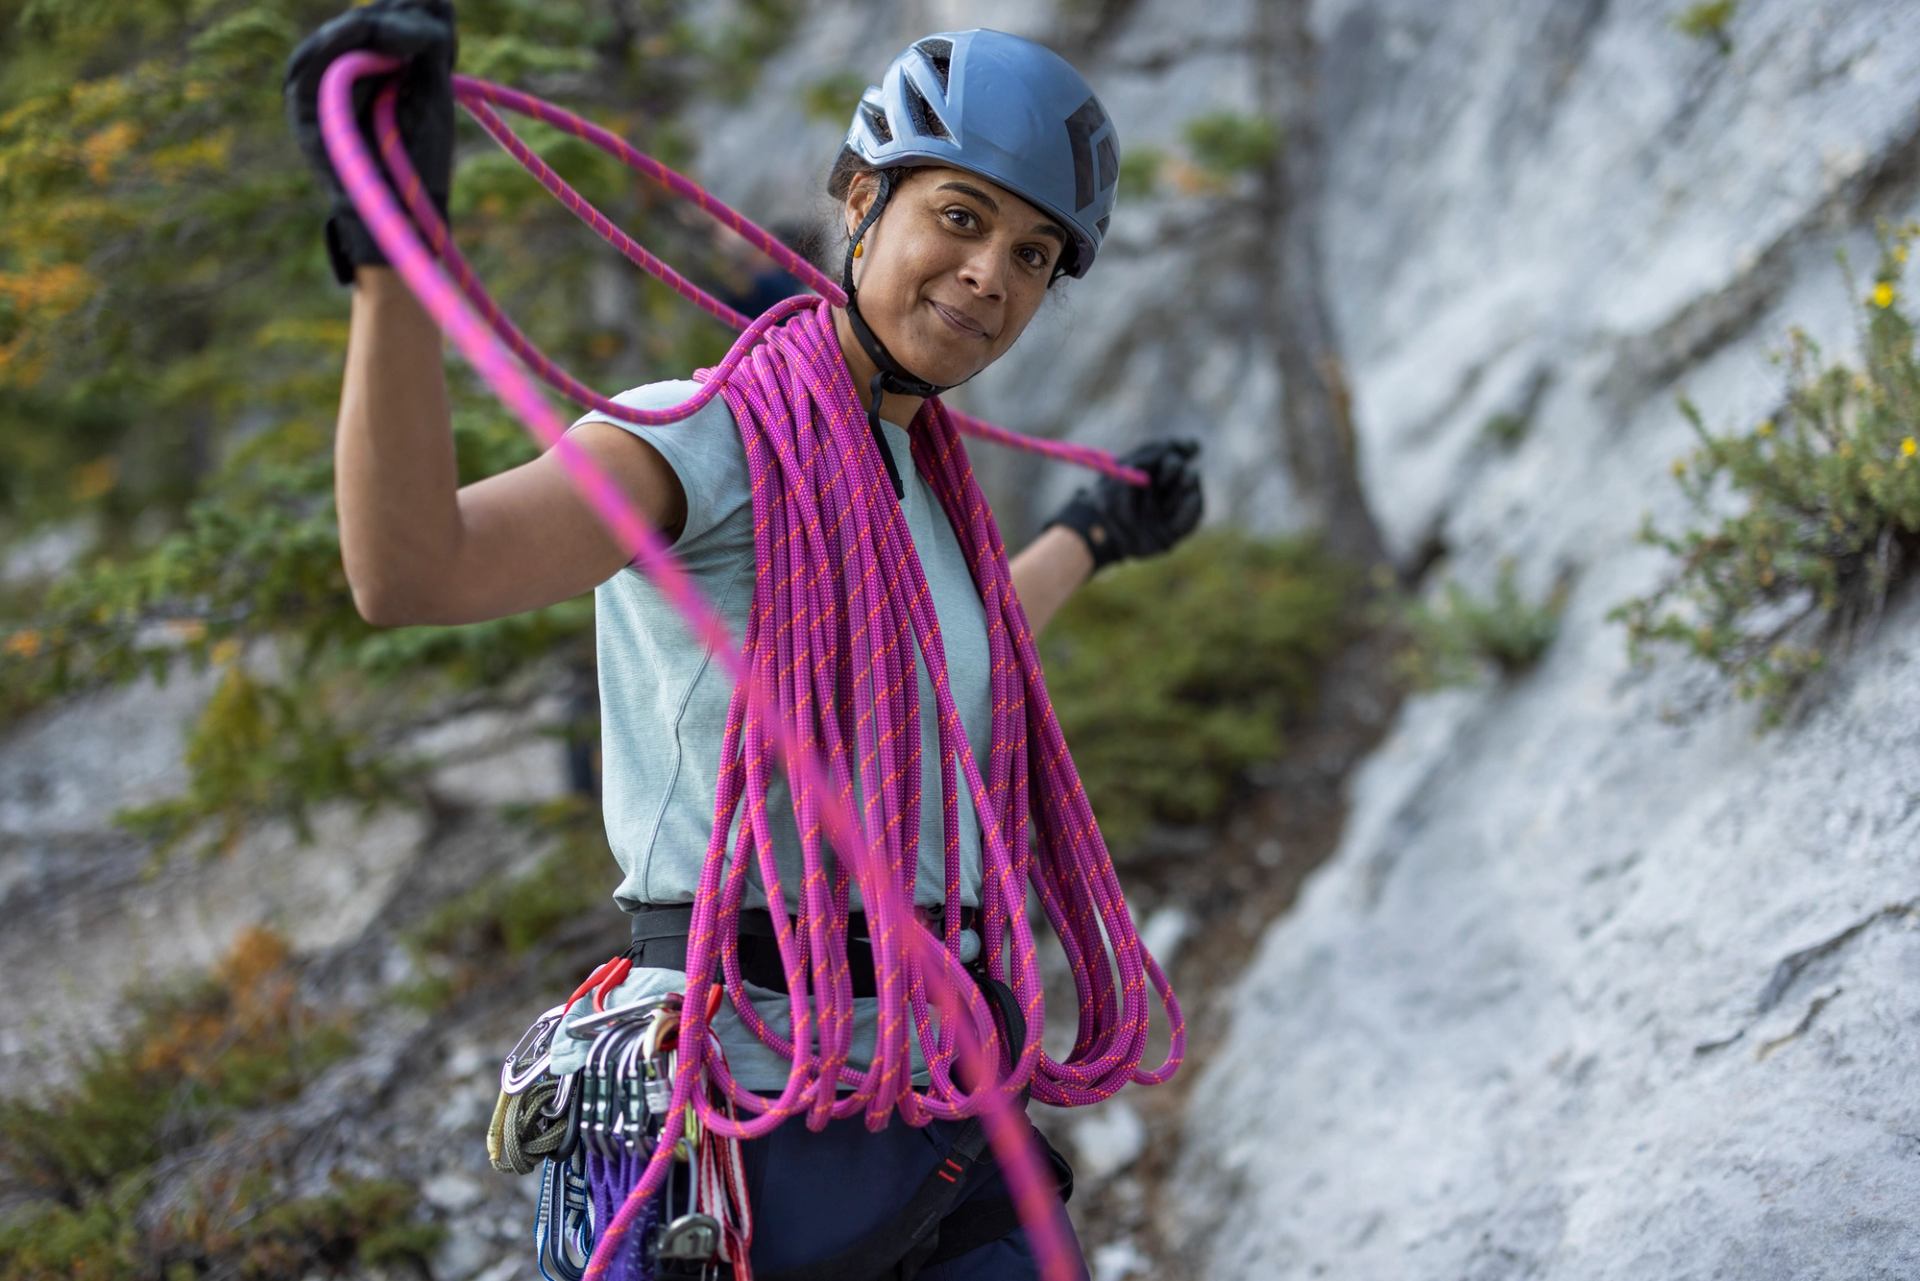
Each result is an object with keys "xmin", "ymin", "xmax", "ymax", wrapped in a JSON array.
[{"xmin": 842, "ymin": 165, "xmax": 1068, "ymax": 387}]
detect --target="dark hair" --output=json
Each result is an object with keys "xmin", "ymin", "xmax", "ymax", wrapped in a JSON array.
[
  {"xmin": 825, "ymin": 146, "xmax": 875, "ymax": 204},
  {"xmin": 823, "ymin": 148, "xmax": 1070, "ymax": 289}
]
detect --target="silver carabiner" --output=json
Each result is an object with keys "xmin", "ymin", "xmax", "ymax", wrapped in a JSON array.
[
  {"xmin": 563, "ymin": 990, "xmax": 675, "ymax": 1040},
  {"xmin": 503, "ymin": 1001, "xmax": 571, "ymax": 1094},
  {"xmin": 653, "ymin": 1212, "xmax": 722, "ymax": 1266}
]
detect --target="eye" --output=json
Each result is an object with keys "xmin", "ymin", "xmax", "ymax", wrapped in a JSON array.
[
  {"xmin": 942, "ymin": 206, "xmax": 978, "ymax": 230},
  {"xmin": 1018, "ymin": 246, "xmax": 1051, "ymax": 270}
]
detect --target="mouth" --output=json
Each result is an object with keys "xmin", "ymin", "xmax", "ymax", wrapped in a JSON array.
[{"xmin": 928, "ymin": 300, "xmax": 991, "ymax": 340}]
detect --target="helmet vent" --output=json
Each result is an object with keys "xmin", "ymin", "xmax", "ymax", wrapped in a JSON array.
[
  {"xmin": 903, "ymin": 81, "xmax": 950, "ymax": 141},
  {"xmin": 916, "ymin": 38, "xmax": 954, "ymax": 93},
  {"xmin": 862, "ymin": 101, "xmax": 893, "ymax": 143}
]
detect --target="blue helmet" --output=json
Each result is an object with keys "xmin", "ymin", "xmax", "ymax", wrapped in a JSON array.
[{"xmin": 845, "ymin": 29, "xmax": 1119, "ymax": 279}]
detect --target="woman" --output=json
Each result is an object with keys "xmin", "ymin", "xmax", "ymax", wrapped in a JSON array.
[{"xmin": 289, "ymin": 4, "xmax": 1202, "ymax": 1277}]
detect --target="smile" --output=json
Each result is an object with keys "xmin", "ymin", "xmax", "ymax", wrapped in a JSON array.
[{"xmin": 928, "ymin": 300, "xmax": 990, "ymax": 340}]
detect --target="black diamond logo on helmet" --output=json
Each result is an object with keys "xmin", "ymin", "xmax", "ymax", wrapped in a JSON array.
[{"xmin": 1065, "ymin": 97, "xmax": 1114, "ymax": 212}]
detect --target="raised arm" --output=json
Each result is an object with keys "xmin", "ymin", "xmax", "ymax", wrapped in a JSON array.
[
  {"xmin": 336, "ymin": 270, "xmax": 685, "ymax": 627},
  {"xmin": 287, "ymin": 6, "xmax": 683, "ymax": 628}
]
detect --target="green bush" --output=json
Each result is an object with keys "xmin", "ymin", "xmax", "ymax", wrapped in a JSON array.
[
  {"xmin": 1041, "ymin": 530, "xmax": 1353, "ymax": 855},
  {"xmin": 0, "ymin": 929, "xmax": 348, "ymax": 1201},
  {"xmin": 1383, "ymin": 559, "xmax": 1568, "ymax": 689},
  {"xmin": 1118, "ymin": 145, "xmax": 1165, "ymax": 199},
  {"xmin": 1482, "ymin": 411, "xmax": 1530, "ymax": 448},
  {"xmin": 1181, "ymin": 111, "xmax": 1283, "ymax": 180},
  {"xmin": 1673, "ymin": 0, "xmax": 1738, "ymax": 54},
  {"xmin": 0, "ymin": 929, "xmax": 423, "ymax": 1280},
  {"xmin": 1, "ymin": 1171, "xmax": 441, "ymax": 1281},
  {"xmin": 1609, "ymin": 223, "xmax": 1920, "ymax": 726},
  {"xmin": 799, "ymin": 70, "xmax": 870, "ymax": 125}
]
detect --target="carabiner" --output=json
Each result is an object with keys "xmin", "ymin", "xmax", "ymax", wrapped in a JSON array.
[{"xmin": 503, "ymin": 1001, "xmax": 570, "ymax": 1094}]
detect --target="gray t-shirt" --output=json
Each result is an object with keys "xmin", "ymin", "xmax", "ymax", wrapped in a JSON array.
[{"xmin": 548, "ymin": 379, "xmax": 995, "ymax": 1091}]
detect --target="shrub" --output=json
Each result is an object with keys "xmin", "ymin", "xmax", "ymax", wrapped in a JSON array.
[
  {"xmin": 1482, "ymin": 411, "xmax": 1530, "ymax": 448},
  {"xmin": 1118, "ymin": 145, "xmax": 1166, "ymax": 199},
  {"xmin": 1041, "ymin": 530, "xmax": 1354, "ymax": 855},
  {"xmin": 0, "ymin": 929, "xmax": 420, "ymax": 1280},
  {"xmin": 1181, "ymin": 111, "xmax": 1283, "ymax": 180},
  {"xmin": 0, "ymin": 1170, "xmax": 441, "ymax": 1281},
  {"xmin": 1673, "ymin": 1, "xmax": 1738, "ymax": 54},
  {"xmin": 0, "ymin": 928, "xmax": 354, "ymax": 1201},
  {"xmin": 1383, "ymin": 559, "xmax": 1569, "ymax": 689},
  {"xmin": 1609, "ymin": 222, "xmax": 1920, "ymax": 726},
  {"xmin": 799, "ymin": 70, "xmax": 870, "ymax": 125}
]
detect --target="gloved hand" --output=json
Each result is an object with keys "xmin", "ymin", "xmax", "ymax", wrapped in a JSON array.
[
  {"xmin": 1046, "ymin": 438, "xmax": 1204, "ymax": 573},
  {"xmin": 284, "ymin": 0, "xmax": 459, "ymax": 286}
]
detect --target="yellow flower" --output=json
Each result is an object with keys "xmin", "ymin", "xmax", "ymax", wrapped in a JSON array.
[
  {"xmin": 1872, "ymin": 282, "xmax": 1896, "ymax": 309},
  {"xmin": 1897, "ymin": 244, "xmax": 1911, "ymax": 266},
  {"xmin": 1671, "ymin": 458, "xmax": 1687, "ymax": 478},
  {"xmin": 3, "ymin": 629, "xmax": 41, "ymax": 659},
  {"xmin": 1903, "ymin": 437, "xmax": 1917, "ymax": 457},
  {"xmin": 1755, "ymin": 419, "xmax": 1774, "ymax": 438},
  {"xmin": 211, "ymin": 638, "xmax": 243, "ymax": 667}
]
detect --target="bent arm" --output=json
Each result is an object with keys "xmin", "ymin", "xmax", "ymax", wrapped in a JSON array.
[
  {"xmin": 1009, "ymin": 525, "xmax": 1095, "ymax": 636},
  {"xmin": 336, "ymin": 268, "xmax": 685, "ymax": 627}
]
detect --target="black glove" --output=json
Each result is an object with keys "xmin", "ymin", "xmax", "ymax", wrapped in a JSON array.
[
  {"xmin": 284, "ymin": 0, "xmax": 458, "ymax": 285},
  {"xmin": 1046, "ymin": 438, "xmax": 1204, "ymax": 573}
]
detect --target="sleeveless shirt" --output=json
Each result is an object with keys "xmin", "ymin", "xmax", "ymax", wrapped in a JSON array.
[{"xmin": 548, "ymin": 379, "xmax": 996, "ymax": 1091}]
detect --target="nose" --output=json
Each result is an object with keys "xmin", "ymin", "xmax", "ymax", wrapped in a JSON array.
[{"xmin": 958, "ymin": 242, "xmax": 1007, "ymax": 301}]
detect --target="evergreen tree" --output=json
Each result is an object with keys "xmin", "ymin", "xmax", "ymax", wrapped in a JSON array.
[{"xmin": 0, "ymin": 0, "xmax": 790, "ymax": 858}]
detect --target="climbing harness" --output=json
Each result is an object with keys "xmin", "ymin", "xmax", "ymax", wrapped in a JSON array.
[
  {"xmin": 498, "ymin": 954, "xmax": 1069, "ymax": 1281},
  {"xmin": 319, "ymin": 43, "xmax": 1178, "ymax": 1281}
]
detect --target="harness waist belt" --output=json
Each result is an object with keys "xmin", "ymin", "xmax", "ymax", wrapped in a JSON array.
[{"xmin": 626, "ymin": 904, "xmax": 982, "ymax": 999}]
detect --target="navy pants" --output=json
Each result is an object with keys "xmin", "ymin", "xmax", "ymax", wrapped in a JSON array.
[{"xmin": 737, "ymin": 1110, "xmax": 1088, "ymax": 1280}]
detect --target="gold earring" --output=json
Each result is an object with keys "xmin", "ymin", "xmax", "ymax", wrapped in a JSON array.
[{"xmin": 853, "ymin": 242, "xmax": 864, "ymax": 259}]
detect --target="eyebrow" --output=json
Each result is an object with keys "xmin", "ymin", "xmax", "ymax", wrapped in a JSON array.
[{"xmin": 936, "ymin": 181, "xmax": 1070, "ymax": 248}]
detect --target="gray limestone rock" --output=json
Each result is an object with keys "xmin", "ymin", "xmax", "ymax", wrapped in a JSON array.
[{"xmin": 1170, "ymin": 1, "xmax": 1920, "ymax": 1275}]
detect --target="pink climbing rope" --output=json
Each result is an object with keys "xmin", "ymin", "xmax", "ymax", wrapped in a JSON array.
[{"xmin": 319, "ymin": 54, "xmax": 1183, "ymax": 1281}]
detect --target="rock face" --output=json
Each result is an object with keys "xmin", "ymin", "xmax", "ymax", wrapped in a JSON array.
[
  {"xmin": 1170, "ymin": 0, "xmax": 1920, "ymax": 1277},
  {"xmin": 7, "ymin": 0, "xmax": 1920, "ymax": 1276}
]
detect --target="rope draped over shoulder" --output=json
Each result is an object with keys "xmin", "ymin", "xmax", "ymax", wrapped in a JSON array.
[
  {"xmin": 687, "ymin": 298, "xmax": 1181, "ymax": 1120},
  {"xmin": 316, "ymin": 53, "xmax": 1183, "ymax": 1281}
]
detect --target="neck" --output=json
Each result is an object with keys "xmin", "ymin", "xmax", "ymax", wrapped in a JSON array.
[{"xmin": 832, "ymin": 304, "xmax": 927, "ymax": 429}]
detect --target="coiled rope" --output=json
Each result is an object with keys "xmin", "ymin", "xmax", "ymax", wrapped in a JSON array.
[{"xmin": 318, "ymin": 55, "xmax": 1185, "ymax": 1281}]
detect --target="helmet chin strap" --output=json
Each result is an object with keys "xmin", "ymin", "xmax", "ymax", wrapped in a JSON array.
[{"xmin": 841, "ymin": 169, "xmax": 977, "ymax": 500}]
